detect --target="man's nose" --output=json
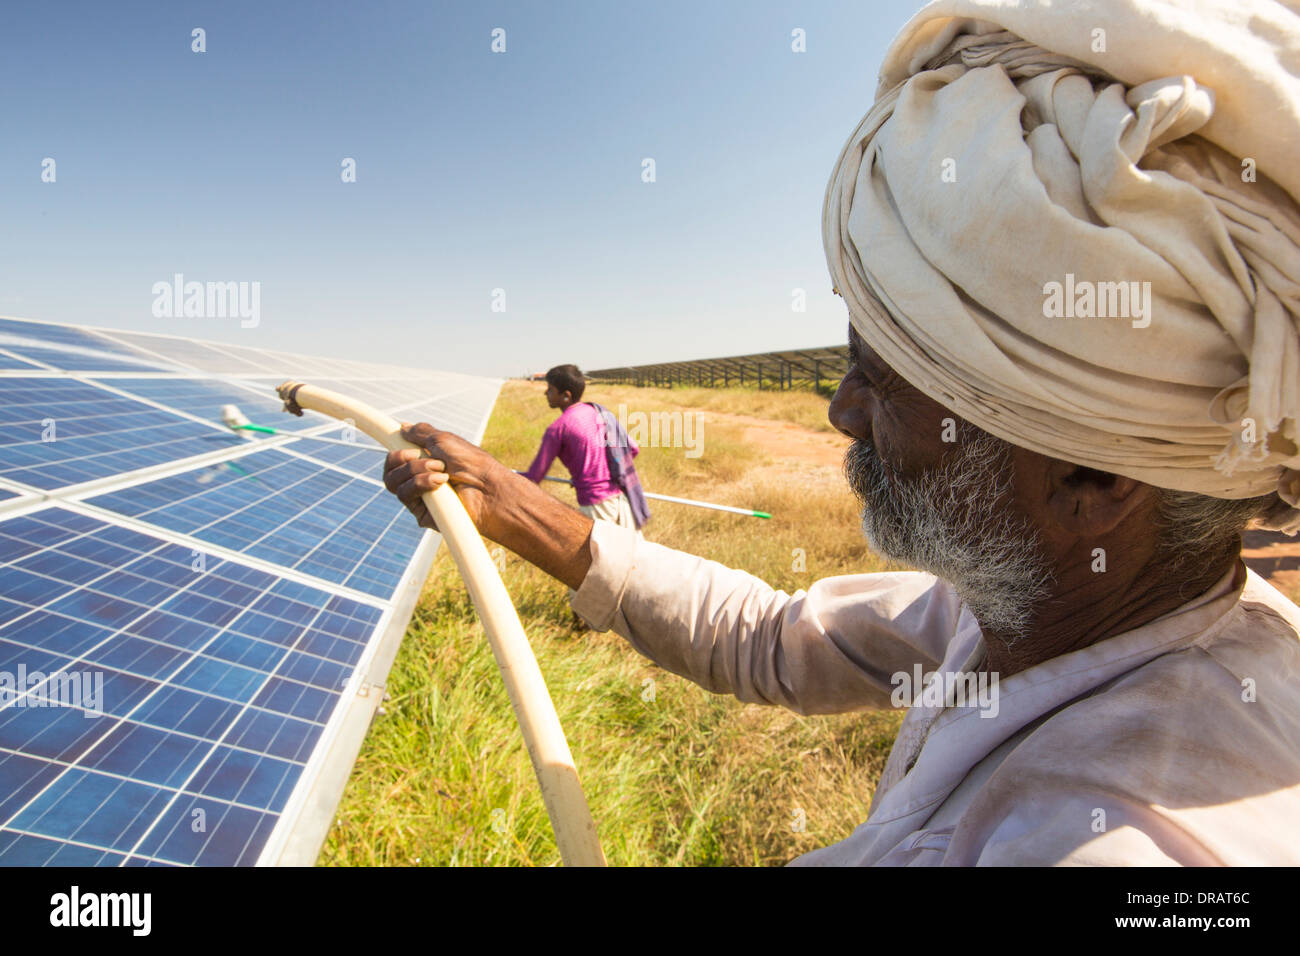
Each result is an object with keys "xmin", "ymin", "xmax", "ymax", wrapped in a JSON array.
[{"xmin": 828, "ymin": 373, "xmax": 871, "ymax": 442}]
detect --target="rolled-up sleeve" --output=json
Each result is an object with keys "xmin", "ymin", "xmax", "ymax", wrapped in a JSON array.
[{"xmin": 570, "ymin": 520, "xmax": 965, "ymax": 715}]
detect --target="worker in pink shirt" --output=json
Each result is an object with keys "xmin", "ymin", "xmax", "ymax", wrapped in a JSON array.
[{"xmin": 523, "ymin": 364, "xmax": 647, "ymax": 534}]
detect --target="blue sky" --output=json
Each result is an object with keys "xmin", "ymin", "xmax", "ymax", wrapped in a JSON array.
[{"xmin": 3, "ymin": 0, "xmax": 923, "ymax": 377}]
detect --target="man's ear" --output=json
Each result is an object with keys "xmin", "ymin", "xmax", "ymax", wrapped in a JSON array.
[{"xmin": 1044, "ymin": 461, "xmax": 1150, "ymax": 535}]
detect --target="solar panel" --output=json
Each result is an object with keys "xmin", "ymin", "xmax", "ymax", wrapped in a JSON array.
[
  {"xmin": 0, "ymin": 378, "xmax": 245, "ymax": 490},
  {"xmin": 0, "ymin": 316, "xmax": 502, "ymax": 866},
  {"xmin": 86, "ymin": 450, "xmax": 423, "ymax": 599}
]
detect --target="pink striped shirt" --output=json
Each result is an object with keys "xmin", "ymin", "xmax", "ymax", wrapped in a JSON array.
[{"xmin": 524, "ymin": 402, "xmax": 630, "ymax": 505}]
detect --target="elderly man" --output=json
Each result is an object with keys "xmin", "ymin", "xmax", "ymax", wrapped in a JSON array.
[{"xmin": 384, "ymin": 0, "xmax": 1300, "ymax": 864}]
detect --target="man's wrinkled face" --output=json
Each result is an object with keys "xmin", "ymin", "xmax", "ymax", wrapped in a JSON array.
[{"xmin": 830, "ymin": 326, "xmax": 1053, "ymax": 642}]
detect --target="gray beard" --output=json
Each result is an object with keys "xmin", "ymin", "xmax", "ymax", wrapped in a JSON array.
[{"xmin": 843, "ymin": 425, "xmax": 1054, "ymax": 645}]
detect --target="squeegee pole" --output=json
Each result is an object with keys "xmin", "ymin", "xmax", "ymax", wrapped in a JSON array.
[
  {"xmin": 528, "ymin": 474, "xmax": 771, "ymax": 519},
  {"xmin": 277, "ymin": 382, "xmax": 605, "ymax": 867},
  {"xmin": 641, "ymin": 490, "xmax": 770, "ymax": 519}
]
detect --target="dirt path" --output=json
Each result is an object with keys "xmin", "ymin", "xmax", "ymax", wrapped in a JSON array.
[
  {"xmin": 698, "ymin": 409, "xmax": 849, "ymax": 470},
  {"xmin": 1242, "ymin": 530, "xmax": 1300, "ymax": 599}
]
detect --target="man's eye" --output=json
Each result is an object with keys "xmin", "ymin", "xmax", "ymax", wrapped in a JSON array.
[
  {"xmin": 855, "ymin": 365, "xmax": 886, "ymax": 392},
  {"xmin": 862, "ymin": 362, "xmax": 904, "ymax": 393}
]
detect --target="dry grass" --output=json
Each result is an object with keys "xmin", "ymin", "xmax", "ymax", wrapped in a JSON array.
[{"xmin": 573, "ymin": 381, "xmax": 843, "ymax": 433}]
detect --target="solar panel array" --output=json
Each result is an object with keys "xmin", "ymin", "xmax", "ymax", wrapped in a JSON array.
[
  {"xmin": 587, "ymin": 344, "xmax": 852, "ymax": 391},
  {"xmin": 0, "ymin": 316, "xmax": 502, "ymax": 866}
]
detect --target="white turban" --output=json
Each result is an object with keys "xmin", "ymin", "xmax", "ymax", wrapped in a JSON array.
[{"xmin": 824, "ymin": 0, "xmax": 1300, "ymax": 533}]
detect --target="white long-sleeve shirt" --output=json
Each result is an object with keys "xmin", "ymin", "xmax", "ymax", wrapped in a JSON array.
[{"xmin": 570, "ymin": 520, "xmax": 1300, "ymax": 865}]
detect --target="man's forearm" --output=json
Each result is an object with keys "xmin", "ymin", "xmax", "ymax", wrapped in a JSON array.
[
  {"xmin": 385, "ymin": 425, "xmax": 592, "ymax": 588},
  {"xmin": 571, "ymin": 521, "xmax": 956, "ymax": 715},
  {"xmin": 521, "ymin": 430, "xmax": 558, "ymax": 483},
  {"xmin": 483, "ymin": 471, "xmax": 594, "ymax": 590}
]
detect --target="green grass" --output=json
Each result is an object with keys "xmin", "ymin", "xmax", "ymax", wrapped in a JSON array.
[{"xmin": 320, "ymin": 382, "xmax": 900, "ymax": 866}]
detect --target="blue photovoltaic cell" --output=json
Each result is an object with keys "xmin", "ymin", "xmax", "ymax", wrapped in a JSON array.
[
  {"xmin": 0, "ymin": 828, "xmax": 130, "ymax": 866},
  {"xmin": 88, "ymin": 449, "xmax": 424, "ymax": 598},
  {"xmin": 0, "ymin": 378, "xmax": 243, "ymax": 490},
  {"xmin": 0, "ymin": 319, "xmax": 500, "ymax": 866},
  {"xmin": 281, "ymin": 434, "xmax": 387, "ymax": 478},
  {"xmin": 0, "ymin": 506, "xmax": 384, "ymax": 866}
]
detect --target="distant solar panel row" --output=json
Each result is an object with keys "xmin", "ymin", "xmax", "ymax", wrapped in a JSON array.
[{"xmin": 0, "ymin": 316, "xmax": 502, "ymax": 866}]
